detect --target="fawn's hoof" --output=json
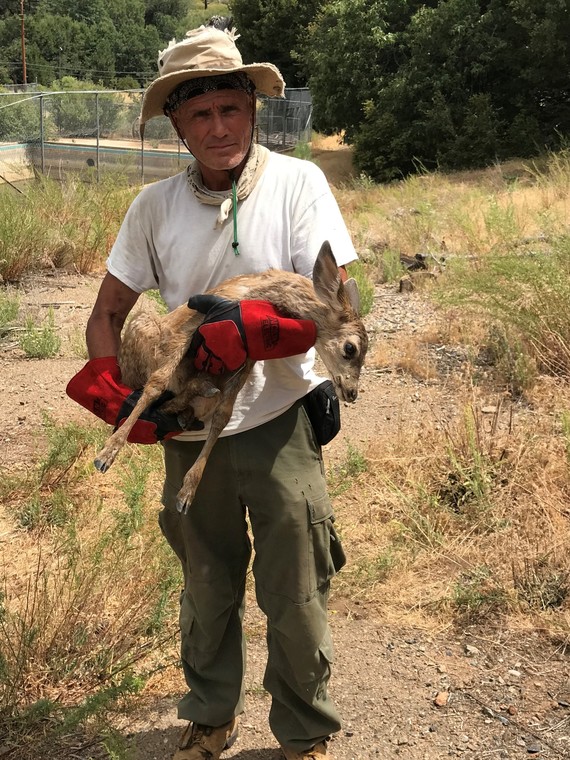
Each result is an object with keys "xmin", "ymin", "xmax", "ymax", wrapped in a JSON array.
[
  {"xmin": 94, "ymin": 447, "xmax": 117, "ymax": 473},
  {"xmin": 94, "ymin": 457, "xmax": 110, "ymax": 473},
  {"xmin": 176, "ymin": 491, "xmax": 196, "ymax": 514}
]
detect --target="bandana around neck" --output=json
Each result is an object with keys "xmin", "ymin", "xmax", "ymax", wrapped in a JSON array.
[{"xmin": 186, "ymin": 143, "xmax": 270, "ymax": 228}]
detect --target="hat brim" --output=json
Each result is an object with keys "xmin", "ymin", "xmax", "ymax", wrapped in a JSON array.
[{"xmin": 140, "ymin": 63, "xmax": 285, "ymax": 124}]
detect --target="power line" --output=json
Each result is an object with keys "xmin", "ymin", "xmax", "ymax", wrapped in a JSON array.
[{"xmin": 0, "ymin": 59, "xmax": 154, "ymax": 77}]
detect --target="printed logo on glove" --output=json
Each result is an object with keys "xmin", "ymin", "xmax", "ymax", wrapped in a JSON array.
[{"xmin": 187, "ymin": 295, "xmax": 317, "ymax": 375}]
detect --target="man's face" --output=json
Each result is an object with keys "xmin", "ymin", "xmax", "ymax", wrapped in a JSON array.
[{"xmin": 171, "ymin": 88, "xmax": 254, "ymax": 185}]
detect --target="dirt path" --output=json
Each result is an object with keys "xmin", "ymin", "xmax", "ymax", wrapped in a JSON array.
[
  {"xmin": 126, "ymin": 610, "xmax": 570, "ymax": 759},
  {"xmin": 2, "ymin": 270, "xmax": 570, "ymax": 759}
]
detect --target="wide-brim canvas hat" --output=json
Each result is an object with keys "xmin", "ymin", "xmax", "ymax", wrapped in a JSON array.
[{"xmin": 140, "ymin": 26, "xmax": 286, "ymax": 125}]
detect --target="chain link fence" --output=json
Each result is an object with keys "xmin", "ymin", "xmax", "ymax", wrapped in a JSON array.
[
  {"xmin": 256, "ymin": 89, "xmax": 312, "ymax": 151},
  {"xmin": 0, "ymin": 87, "xmax": 312, "ymax": 185}
]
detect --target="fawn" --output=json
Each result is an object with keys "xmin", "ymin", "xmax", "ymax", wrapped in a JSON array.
[{"xmin": 93, "ymin": 241, "xmax": 368, "ymax": 513}]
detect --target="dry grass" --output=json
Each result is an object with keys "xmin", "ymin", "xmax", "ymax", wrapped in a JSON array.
[
  {"xmin": 332, "ymin": 383, "xmax": 570, "ymax": 641},
  {"xmin": 0, "ymin": 423, "xmax": 181, "ymax": 757},
  {"xmin": 0, "ymin": 173, "xmax": 136, "ymax": 282},
  {"xmin": 334, "ymin": 155, "xmax": 570, "ymax": 274},
  {"xmin": 368, "ymin": 335, "xmax": 439, "ymax": 381}
]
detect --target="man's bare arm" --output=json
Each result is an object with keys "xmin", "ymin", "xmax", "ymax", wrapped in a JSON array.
[{"xmin": 86, "ymin": 273, "xmax": 140, "ymax": 358}]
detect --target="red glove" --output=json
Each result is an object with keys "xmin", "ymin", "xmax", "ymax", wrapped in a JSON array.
[
  {"xmin": 65, "ymin": 356, "xmax": 190, "ymax": 444},
  {"xmin": 187, "ymin": 295, "xmax": 317, "ymax": 375}
]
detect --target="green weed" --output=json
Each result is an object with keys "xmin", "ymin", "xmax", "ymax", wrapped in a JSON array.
[
  {"xmin": 346, "ymin": 259, "xmax": 374, "ymax": 315},
  {"xmin": 379, "ymin": 248, "xmax": 406, "ymax": 283},
  {"xmin": 0, "ymin": 504, "xmax": 178, "ymax": 752},
  {"xmin": 66, "ymin": 325, "xmax": 89, "ymax": 359},
  {"xmin": 101, "ymin": 727, "xmax": 137, "ymax": 760},
  {"xmin": 18, "ymin": 308, "xmax": 61, "ymax": 358},
  {"xmin": 436, "ymin": 406, "xmax": 501, "ymax": 524},
  {"xmin": 114, "ymin": 452, "xmax": 153, "ymax": 539},
  {"xmin": 0, "ymin": 192, "xmax": 52, "ymax": 281},
  {"xmin": 527, "ymin": 147, "xmax": 570, "ymax": 202},
  {"xmin": 483, "ymin": 196, "xmax": 521, "ymax": 251},
  {"xmin": 0, "ymin": 415, "xmax": 178, "ymax": 757},
  {"xmin": 452, "ymin": 566, "xmax": 509, "ymax": 623},
  {"xmin": 353, "ymin": 550, "xmax": 397, "ymax": 587},
  {"xmin": 292, "ymin": 141, "xmax": 313, "ymax": 161},
  {"xmin": 437, "ymin": 235, "xmax": 570, "ymax": 380},
  {"xmin": 4, "ymin": 675, "xmax": 143, "ymax": 760},
  {"xmin": 0, "ymin": 173, "xmax": 135, "ymax": 282},
  {"xmin": 39, "ymin": 414, "xmax": 104, "ymax": 486},
  {"xmin": 60, "ymin": 674, "xmax": 144, "ymax": 733},
  {"xmin": 392, "ymin": 491, "xmax": 447, "ymax": 551},
  {"xmin": 0, "ymin": 292, "xmax": 19, "ymax": 331},
  {"xmin": 144, "ymin": 289, "xmax": 168, "ymax": 315},
  {"xmin": 328, "ymin": 442, "xmax": 368, "ymax": 497},
  {"xmin": 485, "ymin": 322, "xmax": 538, "ymax": 395},
  {"xmin": 513, "ymin": 555, "xmax": 570, "ymax": 611},
  {"xmin": 352, "ymin": 172, "xmax": 376, "ymax": 191},
  {"xmin": 16, "ymin": 488, "xmax": 74, "ymax": 531}
]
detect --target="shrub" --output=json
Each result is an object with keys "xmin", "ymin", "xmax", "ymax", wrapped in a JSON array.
[{"xmin": 18, "ymin": 308, "xmax": 61, "ymax": 358}]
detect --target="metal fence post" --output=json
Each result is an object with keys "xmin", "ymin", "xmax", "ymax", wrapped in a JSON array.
[
  {"xmin": 95, "ymin": 92, "xmax": 100, "ymax": 183},
  {"xmin": 40, "ymin": 94, "xmax": 45, "ymax": 174}
]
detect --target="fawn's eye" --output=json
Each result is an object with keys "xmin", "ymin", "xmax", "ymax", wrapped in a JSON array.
[{"xmin": 343, "ymin": 341, "xmax": 357, "ymax": 359}]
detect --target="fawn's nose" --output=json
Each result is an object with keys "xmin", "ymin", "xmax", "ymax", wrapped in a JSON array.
[{"xmin": 346, "ymin": 387, "xmax": 358, "ymax": 402}]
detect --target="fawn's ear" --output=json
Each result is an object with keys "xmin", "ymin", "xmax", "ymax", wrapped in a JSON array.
[
  {"xmin": 312, "ymin": 241, "xmax": 342, "ymax": 306},
  {"xmin": 343, "ymin": 277, "xmax": 361, "ymax": 315},
  {"xmin": 313, "ymin": 241, "xmax": 360, "ymax": 314}
]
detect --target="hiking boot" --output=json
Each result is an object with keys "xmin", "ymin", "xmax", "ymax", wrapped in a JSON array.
[
  {"xmin": 280, "ymin": 740, "xmax": 331, "ymax": 759},
  {"xmin": 173, "ymin": 717, "xmax": 238, "ymax": 759}
]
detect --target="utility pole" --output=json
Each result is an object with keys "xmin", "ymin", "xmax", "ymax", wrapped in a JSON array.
[{"xmin": 20, "ymin": 0, "xmax": 27, "ymax": 86}]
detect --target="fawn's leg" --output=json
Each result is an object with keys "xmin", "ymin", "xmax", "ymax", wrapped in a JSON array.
[{"xmin": 176, "ymin": 367, "xmax": 250, "ymax": 513}]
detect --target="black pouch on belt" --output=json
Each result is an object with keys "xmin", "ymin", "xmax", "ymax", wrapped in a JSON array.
[{"xmin": 303, "ymin": 380, "xmax": 341, "ymax": 446}]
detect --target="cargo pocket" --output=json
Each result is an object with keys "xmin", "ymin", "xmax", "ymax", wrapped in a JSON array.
[
  {"xmin": 179, "ymin": 584, "xmax": 235, "ymax": 671},
  {"xmin": 298, "ymin": 628, "xmax": 335, "ymax": 686},
  {"xmin": 307, "ymin": 493, "xmax": 337, "ymax": 592}
]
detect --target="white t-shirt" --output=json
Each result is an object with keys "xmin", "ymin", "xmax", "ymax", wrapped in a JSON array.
[{"xmin": 107, "ymin": 151, "xmax": 357, "ymax": 439}]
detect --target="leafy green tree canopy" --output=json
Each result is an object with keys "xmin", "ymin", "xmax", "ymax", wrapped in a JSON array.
[
  {"xmin": 231, "ymin": 0, "xmax": 326, "ymax": 87},
  {"xmin": 0, "ymin": 0, "xmax": 187, "ymax": 87},
  {"xmin": 305, "ymin": 0, "xmax": 570, "ymax": 181}
]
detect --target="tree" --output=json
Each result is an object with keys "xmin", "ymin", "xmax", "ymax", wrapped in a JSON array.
[
  {"xmin": 0, "ymin": 0, "xmax": 188, "ymax": 87},
  {"xmin": 0, "ymin": 15, "xmax": 26, "ymax": 83},
  {"xmin": 114, "ymin": 22, "xmax": 161, "ymax": 85},
  {"xmin": 48, "ymin": 75, "xmax": 122, "ymax": 136},
  {"xmin": 304, "ymin": 0, "xmax": 422, "ymax": 140},
  {"xmin": 305, "ymin": 0, "xmax": 570, "ymax": 181},
  {"xmin": 231, "ymin": 0, "xmax": 326, "ymax": 86},
  {"xmin": 144, "ymin": 0, "xmax": 187, "ymax": 39},
  {"xmin": 25, "ymin": 14, "xmax": 90, "ymax": 85},
  {"xmin": 0, "ymin": 88, "xmax": 50, "ymax": 141},
  {"xmin": 508, "ymin": 0, "xmax": 570, "ymax": 143}
]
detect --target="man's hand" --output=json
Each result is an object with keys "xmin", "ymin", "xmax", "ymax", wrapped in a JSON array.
[
  {"xmin": 66, "ymin": 356, "xmax": 192, "ymax": 444},
  {"xmin": 187, "ymin": 295, "xmax": 317, "ymax": 375}
]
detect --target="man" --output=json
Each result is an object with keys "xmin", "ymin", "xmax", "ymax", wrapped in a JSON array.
[{"xmin": 67, "ymin": 23, "xmax": 358, "ymax": 760}]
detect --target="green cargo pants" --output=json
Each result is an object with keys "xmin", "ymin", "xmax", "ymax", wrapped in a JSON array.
[{"xmin": 158, "ymin": 398, "xmax": 344, "ymax": 751}]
